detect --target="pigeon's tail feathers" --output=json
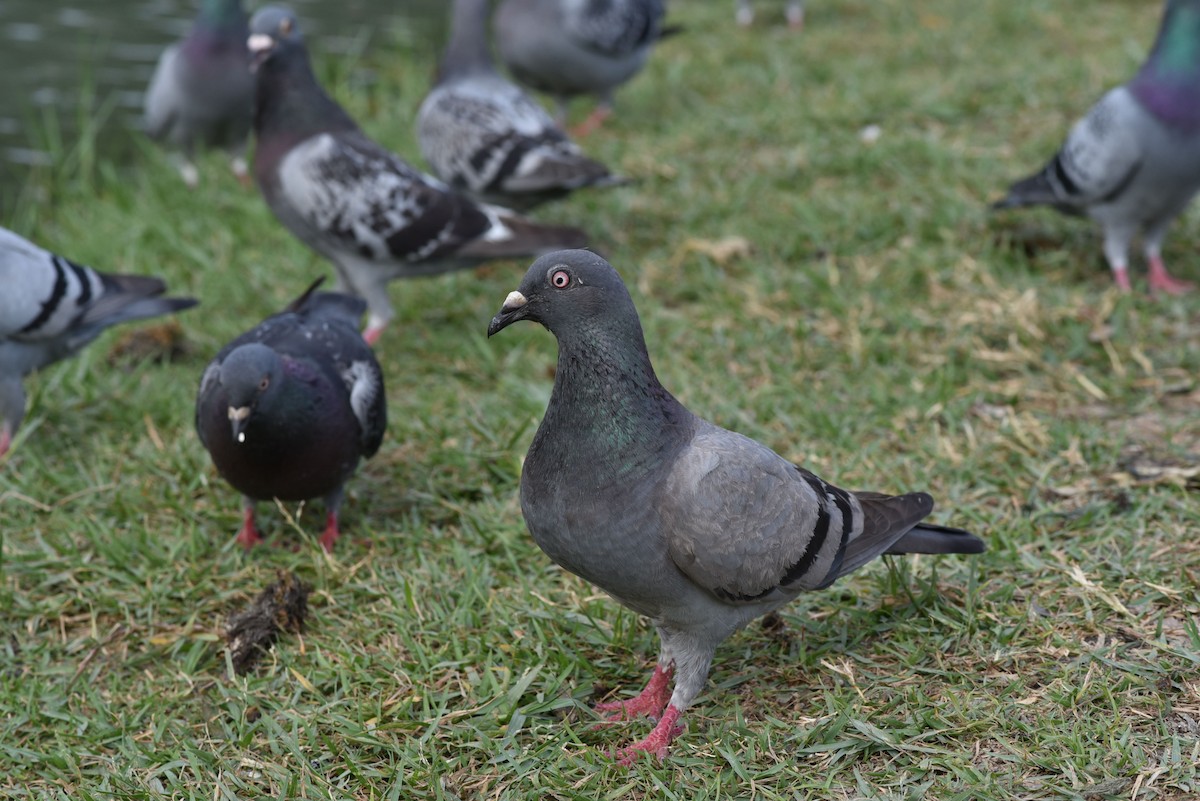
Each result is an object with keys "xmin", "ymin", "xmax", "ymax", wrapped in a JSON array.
[
  {"xmin": 991, "ymin": 168, "xmax": 1061, "ymax": 211},
  {"xmin": 884, "ymin": 522, "xmax": 986, "ymax": 556},
  {"xmin": 84, "ymin": 273, "xmax": 197, "ymax": 329},
  {"xmin": 284, "ymin": 277, "xmax": 328, "ymax": 313},
  {"xmin": 284, "ymin": 277, "xmax": 365, "ymax": 326},
  {"xmin": 832, "ymin": 491, "xmax": 934, "ymax": 580},
  {"xmin": 831, "ymin": 491, "xmax": 981, "ymax": 582},
  {"xmin": 304, "ymin": 292, "xmax": 369, "ymax": 327},
  {"xmin": 458, "ymin": 209, "xmax": 589, "ymax": 261},
  {"xmin": 659, "ymin": 23, "xmax": 685, "ymax": 40}
]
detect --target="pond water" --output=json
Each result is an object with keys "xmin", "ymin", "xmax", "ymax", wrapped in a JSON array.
[{"xmin": 0, "ymin": 0, "xmax": 444, "ymax": 196}]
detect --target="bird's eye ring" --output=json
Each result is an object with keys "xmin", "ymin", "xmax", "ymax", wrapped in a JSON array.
[
  {"xmin": 259, "ymin": 377, "xmax": 270, "ymax": 391},
  {"xmin": 551, "ymin": 270, "xmax": 570, "ymax": 289}
]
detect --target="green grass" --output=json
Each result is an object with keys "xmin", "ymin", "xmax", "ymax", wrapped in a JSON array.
[{"xmin": 3, "ymin": 0, "xmax": 1200, "ymax": 798}]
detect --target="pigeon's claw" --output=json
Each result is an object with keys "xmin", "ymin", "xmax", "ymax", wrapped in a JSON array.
[
  {"xmin": 613, "ymin": 705, "xmax": 684, "ymax": 766},
  {"xmin": 592, "ymin": 663, "xmax": 674, "ymax": 724}
]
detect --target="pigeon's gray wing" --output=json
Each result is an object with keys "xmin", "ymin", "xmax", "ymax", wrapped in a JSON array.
[
  {"xmin": 275, "ymin": 130, "xmax": 496, "ymax": 265},
  {"xmin": 660, "ymin": 427, "xmax": 866, "ymax": 603},
  {"xmin": 418, "ymin": 79, "xmax": 616, "ymax": 199},
  {"xmin": 0, "ymin": 227, "xmax": 106, "ymax": 341},
  {"xmin": 195, "ymin": 360, "xmax": 222, "ymax": 448},
  {"xmin": 143, "ymin": 43, "xmax": 183, "ymax": 140},
  {"xmin": 996, "ymin": 88, "xmax": 1144, "ymax": 212}
]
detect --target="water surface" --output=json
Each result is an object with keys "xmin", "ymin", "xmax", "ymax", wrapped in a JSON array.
[{"xmin": 0, "ymin": 0, "xmax": 444, "ymax": 196}]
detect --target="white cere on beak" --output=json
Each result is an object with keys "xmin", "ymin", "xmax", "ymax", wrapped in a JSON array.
[
  {"xmin": 238, "ymin": 432, "xmax": 246, "ymax": 443},
  {"xmin": 503, "ymin": 290, "xmax": 528, "ymax": 310},
  {"xmin": 247, "ymin": 33, "xmax": 274, "ymax": 53}
]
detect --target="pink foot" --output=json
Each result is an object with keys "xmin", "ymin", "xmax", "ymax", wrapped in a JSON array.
[
  {"xmin": 362, "ymin": 325, "xmax": 384, "ymax": 346},
  {"xmin": 318, "ymin": 510, "xmax": 341, "ymax": 553},
  {"xmin": 593, "ymin": 663, "xmax": 674, "ymax": 723},
  {"xmin": 0, "ymin": 424, "xmax": 11, "ymax": 459},
  {"xmin": 236, "ymin": 508, "xmax": 262, "ymax": 550},
  {"xmin": 614, "ymin": 705, "xmax": 684, "ymax": 765},
  {"xmin": 1112, "ymin": 265, "xmax": 1132, "ymax": 293},
  {"xmin": 1148, "ymin": 255, "xmax": 1193, "ymax": 296},
  {"xmin": 569, "ymin": 106, "xmax": 612, "ymax": 139}
]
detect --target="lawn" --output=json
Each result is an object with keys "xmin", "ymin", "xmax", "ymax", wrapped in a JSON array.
[{"xmin": 2, "ymin": 0, "xmax": 1199, "ymax": 798}]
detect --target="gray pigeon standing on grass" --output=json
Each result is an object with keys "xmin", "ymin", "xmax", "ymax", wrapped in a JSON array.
[
  {"xmin": 492, "ymin": 0, "xmax": 678, "ymax": 136},
  {"xmin": 487, "ymin": 250, "xmax": 985, "ymax": 764},
  {"xmin": 248, "ymin": 6, "xmax": 588, "ymax": 345},
  {"xmin": 418, "ymin": 0, "xmax": 626, "ymax": 209},
  {"xmin": 0, "ymin": 226, "xmax": 198, "ymax": 458},
  {"xmin": 143, "ymin": 0, "xmax": 254, "ymax": 188},
  {"xmin": 195, "ymin": 279, "xmax": 386, "ymax": 553},
  {"xmin": 992, "ymin": 0, "xmax": 1200, "ymax": 295}
]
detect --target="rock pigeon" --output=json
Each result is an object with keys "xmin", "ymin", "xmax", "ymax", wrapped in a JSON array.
[
  {"xmin": 417, "ymin": 0, "xmax": 626, "ymax": 209},
  {"xmin": 487, "ymin": 250, "xmax": 985, "ymax": 764},
  {"xmin": 736, "ymin": 0, "xmax": 804, "ymax": 29},
  {"xmin": 992, "ymin": 0, "xmax": 1200, "ymax": 295},
  {"xmin": 492, "ymin": 0, "xmax": 677, "ymax": 136},
  {"xmin": 0, "ymin": 226, "xmax": 198, "ymax": 458},
  {"xmin": 195, "ymin": 279, "xmax": 386, "ymax": 553},
  {"xmin": 248, "ymin": 6, "xmax": 589, "ymax": 345},
  {"xmin": 143, "ymin": 0, "xmax": 254, "ymax": 188}
]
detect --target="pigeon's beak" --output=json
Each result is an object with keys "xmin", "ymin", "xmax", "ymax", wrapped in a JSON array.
[
  {"xmin": 247, "ymin": 33, "xmax": 275, "ymax": 72},
  {"xmin": 228, "ymin": 405, "xmax": 251, "ymax": 443},
  {"xmin": 487, "ymin": 290, "xmax": 530, "ymax": 337}
]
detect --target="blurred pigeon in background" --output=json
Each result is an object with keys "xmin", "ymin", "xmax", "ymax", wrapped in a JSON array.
[
  {"xmin": 248, "ymin": 6, "xmax": 589, "ymax": 344},
  {"xmin": 492, "ymin": 0, "xmax": 679, "ymax": 136},
  {"xmin": 418, "ymin": 0, "xmax": 626, "ymax": 209},
  {"xmin": 993, "ymin": 0, "xmax": 1200, "ymax": 295},
  {"xmin": 143, "ymin": 0, "xmax": 254, "ymax": 187}
]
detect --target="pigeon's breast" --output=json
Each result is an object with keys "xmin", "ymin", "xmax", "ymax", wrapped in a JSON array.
[{"xmin": 199, "ymin": 381, "xmax": 364, "ymax": 503}]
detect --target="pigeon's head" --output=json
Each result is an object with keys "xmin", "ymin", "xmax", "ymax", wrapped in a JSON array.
[
  {"xmin": 247, "ymin": 6, "xmax": 303, "ymax": 70},
  {"xmin": 487, "ymin": 250, "xmax": 636, "ymax": 339},
  {"xmin": 218, "ymin": 343, "xmax": 284, "ymax": 444},
  {"xmin": 0, "ymin": 378, "xmax": 25, "ymax": 459}
]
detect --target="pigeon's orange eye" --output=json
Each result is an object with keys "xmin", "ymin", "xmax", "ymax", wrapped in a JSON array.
[
  {"xmin": 551, "ymin": 270, "xmax": 570, "ymax": 288},
  {"xmin": 259, "ymin": 377, "xmax": 270, "ymax": 391}
]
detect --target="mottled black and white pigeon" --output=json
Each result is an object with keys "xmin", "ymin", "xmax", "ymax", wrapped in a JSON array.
[
  {"xmin": 492, "ymin": 0, "xmax": 677, "ymax": 136},
  {"xmin": 143, "ymin": 0, "xmax": 254, "ymax": 187},
  {"xmin": 993, "ymin": 0, "xmax": 1200, "ymax": 295},
  {"xmin": 417, "ymin": 0, "xmax": 625, "ymax": 209},
  {"xmin": 487, "ymin": 250, "xmax": 985, "ymax": 763},
  {"xmin": 248, "ymin": 6, "xmax": 588, "ymax": 345},
  {"xmin": 0, "ymin": 226, "xmax": 198, "ymax": 458},
  {"xmin": 736, "ymin": 0, "xmax": 804, "ymax": 29},
  {"xmin": 195, "ymin": 279, "xmax": 386, "ymax": 553}
]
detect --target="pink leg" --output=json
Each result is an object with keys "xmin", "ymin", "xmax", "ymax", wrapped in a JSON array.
[
  {"xmin": 318, "ymin": 510, "xmax": 341, "ymax": 553},
  {"xmin": 1111, "ymin": 264, "xmax": 1132, "ymax": 293},
  {"xmin": 614, "ymin": 704, "xmax": 685, "ymax": 765},
  {"xmin": 362, "ymin": 324, "xmax": 384, "ymax": 346},
  {"xmin": 236, "ymin": 507, "xmax": 262, "ymax": 550},
  {"xmin": 0, "ymin": 424, "xmax": 11, "ymax": 458},
  {"xmin": 1147, "ymin": 254, "xmax": 1193, "ymax": 296},
  {"xmin": 569, "ymin": 105, "xmax": 613, "ymax": 139},
  {"xmin": 594, "ymin": 663, "xmax": 674, "ymax": 722}
]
